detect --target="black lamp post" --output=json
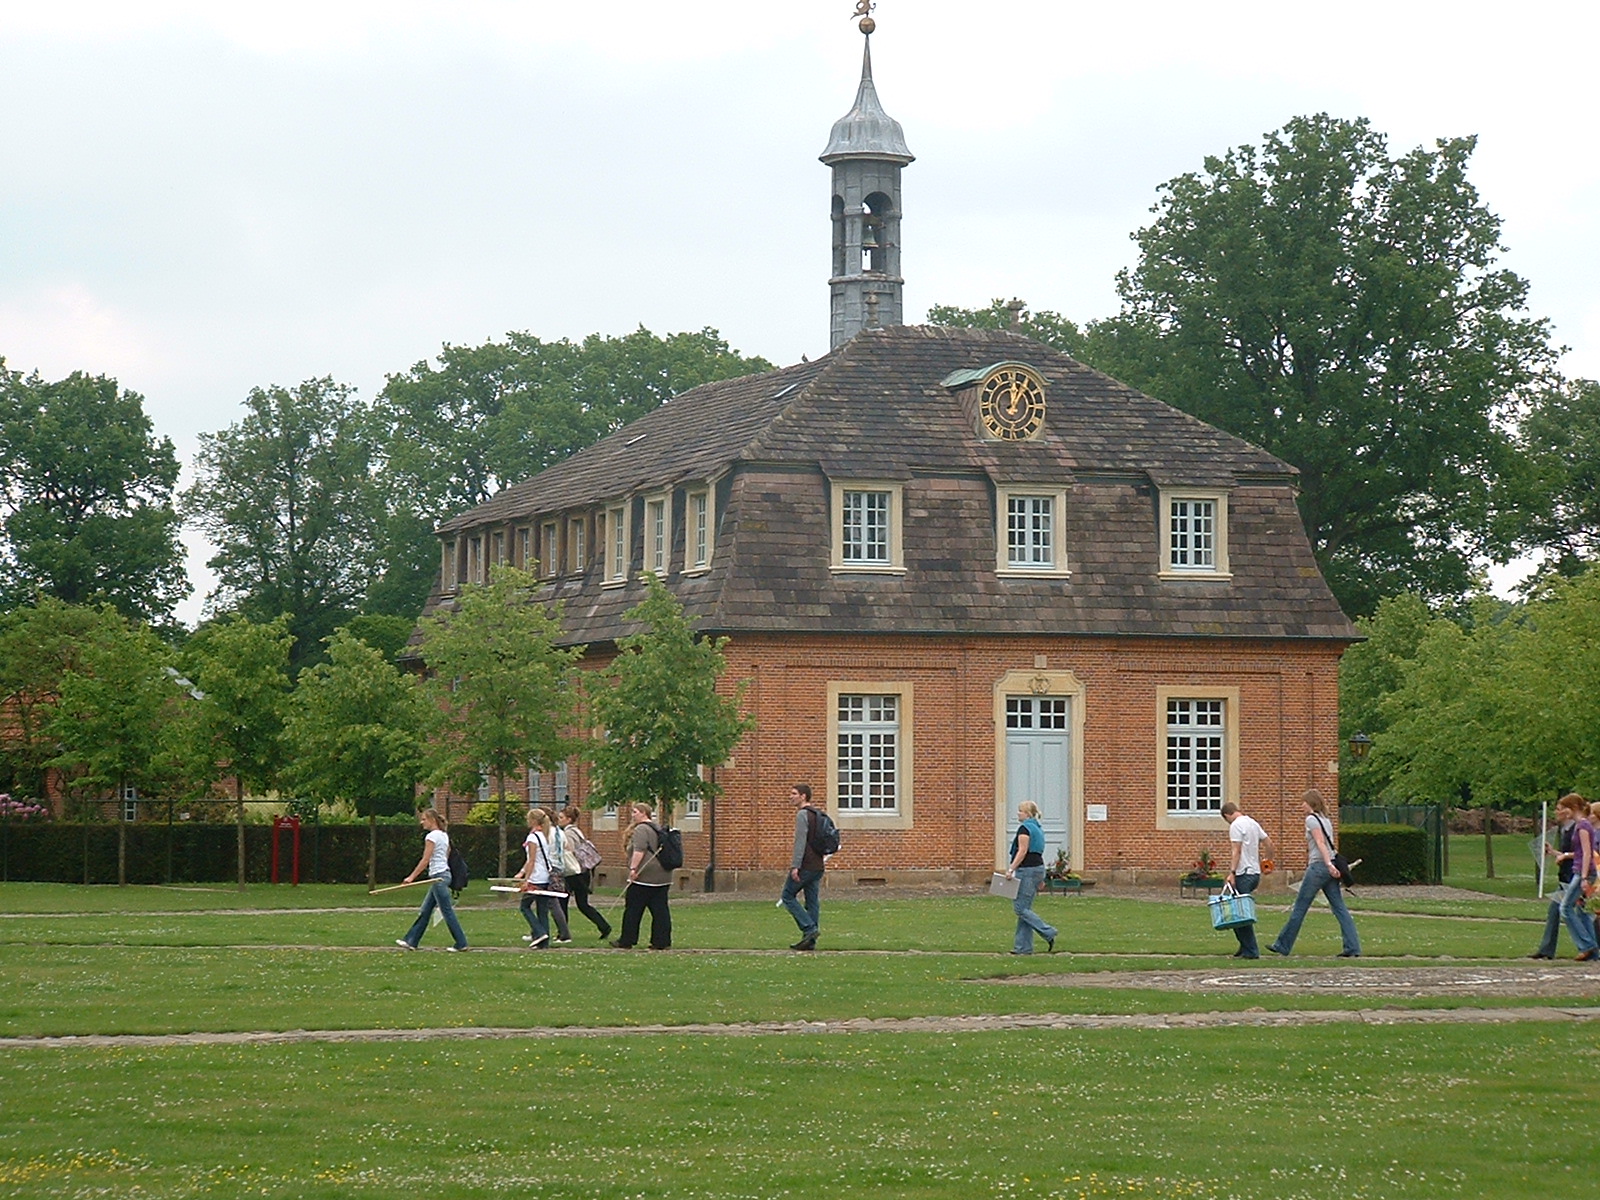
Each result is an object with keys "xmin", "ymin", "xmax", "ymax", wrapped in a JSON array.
[{"xmin": 1348, "ymin": 732, "xmax": 1373, "ymax": 760}]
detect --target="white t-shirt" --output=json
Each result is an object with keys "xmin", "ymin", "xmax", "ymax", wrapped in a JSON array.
[
  {"xmin": 524, "ymin": 830, "xmax": 553, "ymax": 885},
  {"xmin": 424, "ymin": 829, "xmax": 450, "ymax": 879},
  {"xmin": 1229, "ymin": 814, "xmax": 1267, "ymax": 874}
]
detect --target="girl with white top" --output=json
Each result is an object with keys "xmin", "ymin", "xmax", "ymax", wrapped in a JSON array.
[
  {"xmin": 396, "ymin": 808, "xmax": 468, "ymax": 951},
  {"xmin": 514, "ymin": 807, "xmax": 572, "ymax": 949}
]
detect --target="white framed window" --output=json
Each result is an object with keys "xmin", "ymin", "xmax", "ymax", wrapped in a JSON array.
[
  {"xmin": 1156, "ymin": 687, "xmax": 1240, "ymax": 829},
  {"xmin": 568, "ymin": 518, "xmax": 586, "ymax": 574},
  {"xmin": 492, "ymin": 530, "xmax": 505, "ymax": 568},
  {"xmin": 516, "ymin": 527, "xmax": 531, "ymax": 571},
  {"xmin": 686, "ymin": 488, "xmax": 713, "ymax": 573},
  {"xmin": 996, "ymin": 487, "xmax": 1069, "ymax": 577},
  {"xmin": 540, "ymin": 522, "xmax": 559, "ymax": 578},
  {"xmin": 554, "ymin": 760, "xmax": 570, "ymax": 805},
  {"xmin": 120, "ymin": 785, "xmax": 138, "ymax": 823},
  {"xmin": 830, "ymin": 480, "xmax": 905, "ymax": 572},
  {"xmin": 678, "ymin": 765, "xmax": 706, "ymax": 830},
  {"xmin": 441, "ymin": 540, "xmax": 457, "ymax": 591},
  {"xmin": 467, "ymin": 535, "xmax": 483, "ymax": 584},
  {"xmin": 527, "ymin": 768, "xmax": 543, "ymax": 806},
  {"xmin": 603, "ymin": 502, "xmax": 630, "ymax": 586},
  {"xmin": 828, "ymin": 682, "xmax": 914, "ymax": 830},
  {"xmin": 645, "ymin": 493, "xmax": 668, "ymax": 576},
  {"xmin": 477, "ymin": 771, "xmax": 491, "ymax": 805},
  {"xmin": 1160, "ymin": 491, "xmax": 1230, "ymax": 578}
]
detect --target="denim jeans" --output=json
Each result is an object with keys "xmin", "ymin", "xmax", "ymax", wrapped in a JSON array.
[
  {"xmin": 1558, "ymin": 874, "xmax": 1599, "ymax": 954},
  {"xmin": 1011, "ymin": 866, "xmax": 1057, "ymax": 954},
  {"xmin": 1228, "ymin": 872, "xmax": 1260, "ymax": 956},
  {"xmin": 1270, "ymin": 860, "xmax": 1359, "ymax": 956},
  {"xmin": 404, "ymin": 876, "xmax": 468, "ymax": 949},
  {"xmin": 781, "ymin": 868, "xmax": 823, "ymax": 936}
]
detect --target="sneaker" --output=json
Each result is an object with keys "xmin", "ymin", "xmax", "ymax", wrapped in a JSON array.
[
  {"xmin": 522, "ymin": 934, "xmax": 534, "ymax": 942},
  {"xmin": 1009, "ymin": 950, "xmax": 1033, "ymax": 956},
  {"xmin": 447, "ymin": 945, "xmax": 468, "ymax": 952},
  {"xmin": 528, "ymin": 935, "xmax": 549, "ymax": 949},
  {"xmin": 790, "ymin": 932, "xmax": 818, "ymax": 951},
  {"xmin": 1267, "ymin": 944, "xmax": 1289, "ymax": 957},
  {"xmin": 395, "ymin": 940, "xmax": 416, "ymax": 950},
  {"xmin": 1529, "ymin": 952, "xmax": 1554, "ymax": 960},
  {"xmin": 554, "ymin": 938, "xmax": 573, "ymax": 945},
  {"xmin": 1337, "ymin": 951, "xmax": 1360, "ymax": 958}
]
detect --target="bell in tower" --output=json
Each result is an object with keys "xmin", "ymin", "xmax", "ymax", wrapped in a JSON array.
[{"xmin": 821, "ymin": 5, "xmax": 914, "ymax": 349}]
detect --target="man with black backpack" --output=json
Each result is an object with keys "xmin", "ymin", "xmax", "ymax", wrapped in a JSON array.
[{"xmin": 781, "ymin": 784, "xmax": 836, "ymax": 951}]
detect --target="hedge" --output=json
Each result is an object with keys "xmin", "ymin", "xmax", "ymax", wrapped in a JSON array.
[
  {"xmin": 1339, "ymin": 823, "xmax": 1428, "ymax": 885},
  {"xmin": 0, "ymin": 823, "xmax": 506, "ymax": 886}
]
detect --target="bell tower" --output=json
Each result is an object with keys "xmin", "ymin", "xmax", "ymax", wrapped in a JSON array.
[{"xmin": 821, "ymin": 7, "xmax": 914, "ymax": 349}]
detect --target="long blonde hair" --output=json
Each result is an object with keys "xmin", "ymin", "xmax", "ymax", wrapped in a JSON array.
[
  {"xmin": 1301, "ymin": 789, "xmax": 1328, "ymax": 816},
  {"xmin": 622, "ymin": 802, "xmax": 655, "ymax": 850},
  {"xmin": 526, "ymin": 807, "xmax": 552, "ymax": 833},
  {"xmin": 419, "ymin": 807, "xmax": 447, "ymax": 831}
]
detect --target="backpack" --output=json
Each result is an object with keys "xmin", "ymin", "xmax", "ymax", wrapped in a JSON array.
[
  {"xmin": 446, "ymin": 846, "xmax": 469, "ymax": 896},
  {"xmin": 807, "ymin": 807, "xmax": 841, "ymax": 857},
  {"xmin": 652, "ymin": 823, "xmax": 684, "ymax": 872}
]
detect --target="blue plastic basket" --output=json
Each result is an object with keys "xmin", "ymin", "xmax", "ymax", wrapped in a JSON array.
[{"xmin": 1208, "ymin": 888, "xmax": 1257, "ymax": 929}]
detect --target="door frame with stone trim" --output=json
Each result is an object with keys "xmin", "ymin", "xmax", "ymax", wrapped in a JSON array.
[{"xmin": 993, "ymin": 667, "xmax": 1085, "ymax": 874}]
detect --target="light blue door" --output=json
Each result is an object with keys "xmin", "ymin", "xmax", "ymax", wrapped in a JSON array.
[{"xmin": 1004, "ymin": 696, "xmax": 1071, "ymax": 865}]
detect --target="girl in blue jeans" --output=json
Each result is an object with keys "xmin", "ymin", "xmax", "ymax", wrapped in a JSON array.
[
  {"xmin": 1003, "ymin": 801, "xmax": 1058, "ymax": 955},
  {"xmin": 1268, "ymin": 790, "xmax": 1359, "ymax": 958}
]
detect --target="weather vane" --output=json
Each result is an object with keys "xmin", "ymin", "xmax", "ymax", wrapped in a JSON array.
[{"xmin": 853, "ymin": 1, "xmax": 876, "ymax": 34}]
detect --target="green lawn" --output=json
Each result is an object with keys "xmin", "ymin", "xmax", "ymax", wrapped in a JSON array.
[{"xmin": 1, "ymin": 883, "xmax": 1594, "ymax": 1199}]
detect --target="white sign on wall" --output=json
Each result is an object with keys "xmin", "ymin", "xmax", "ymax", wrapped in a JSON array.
[{"xmin": 1086, "ymin": 804, "xmax": 1108, "ymax": 822}]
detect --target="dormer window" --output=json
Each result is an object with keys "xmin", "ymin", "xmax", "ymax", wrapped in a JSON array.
[
  {"xmin": 686, "ymin": 487, "xmax": 714, "ymax": 573},
  {"xmin": 830, "ymin": 480, "xmax": 904, "ymax": 572},
  {"xmin": 1159, "ymin": 491, "xmax": 1231, "ymax": 579},
  {"xmin": 996, "ymin": 487, "xmax": 1069, "ymax": 578},
  {"xmin": 603, "ymin": 502, "xmax": 630, "ymax": 586},
  {"xmin": 645, "ymin": 494, "xmax": 668, "ymax": 576}
]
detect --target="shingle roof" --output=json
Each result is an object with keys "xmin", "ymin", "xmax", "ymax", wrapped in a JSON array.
[{"xmin": 424, "ymin": 325, "xmax": 1358, "ymax": 645}]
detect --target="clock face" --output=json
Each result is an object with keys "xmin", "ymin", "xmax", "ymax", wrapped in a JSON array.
[{"xmin": 978, "ymin": 365, "xmax": 1046, "ymax": 441}]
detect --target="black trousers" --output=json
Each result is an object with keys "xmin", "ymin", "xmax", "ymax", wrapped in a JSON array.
[
  {"xmin": 561, "ymin": 870, "xmax": 611, "ymax": 937},
  {"xmin": 618, "ymin": 882, "xmax": 671, "ymax": 949}
]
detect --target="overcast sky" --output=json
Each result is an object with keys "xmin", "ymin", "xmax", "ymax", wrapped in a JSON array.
[{"xmin": 3, "ymin": 0, "xmax": 1595, "ymax": 623}]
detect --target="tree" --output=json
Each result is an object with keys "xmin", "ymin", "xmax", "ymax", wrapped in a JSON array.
[
  {"xmin": 0, "ymin": 363, "xmax": 186, "ymax": 625},
  {"xmin": 371, "ymin": 328, "xmax": 773, "ymax": 616},
  {"xmin": 417, "ymin": 566, "xmax": 582, "ymax": 875},
  {"xmin": 584, "ymin": 575, "xmax": 753, "ymax": 824},
  {"xmin": 1337, "ymin": 592, "xmax": 1436, "ymax": 805},
  {"xmin": 1502, "ymin": 377, "xmax": 1600, "ymax": 580},
  {"xmin": 284, "ymin": 630, "xmax": 429, "ymax": 887},
  {"xmin": 46, "ymin": 612, "xmax": 186, "ymax": 885},
  {"xmin": 0, "ymin": 597, "xmax": 110, "ymax": 799},
  {"xmin": 184, "ymin": 378, "xmax": 386, "ymax": 670},
  {"xmin": 180, "ymin": 615, "xmax": 294, "ymax": 889},
  {"xmin": 1083, "ymin": 114, "xmax": 1559, "ymax": 617},
  {"xmin": 926, "ymin": 299, "xmax": 1086, "ymax": 357}
]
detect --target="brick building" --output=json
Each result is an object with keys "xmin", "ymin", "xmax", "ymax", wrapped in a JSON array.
[{"xmin": 418, "ymin": 26, "xmax": 1359, "ymax": 887}]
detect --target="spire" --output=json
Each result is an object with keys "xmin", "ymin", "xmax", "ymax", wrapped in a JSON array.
[
  {"xmin": 823, "ymin": 5, "xmax": 912, "ymax": 349},
  {"xmin": 819, "ymin": 35, "xmax": 914, "ymax": 165}
]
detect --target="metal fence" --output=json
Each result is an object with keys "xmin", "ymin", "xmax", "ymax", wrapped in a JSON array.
[{"xmin": 1341, "ymin": 804, "xmax": 1445, "ymax": 884}]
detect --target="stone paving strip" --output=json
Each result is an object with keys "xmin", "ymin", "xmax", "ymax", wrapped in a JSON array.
[{"xmin": 4, "ymin": 1003, "xmax": 1600, "ymax": 1051}]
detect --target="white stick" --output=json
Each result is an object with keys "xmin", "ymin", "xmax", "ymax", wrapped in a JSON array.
[
  {"xmin": 368, "ymin": 879, "xmax": 431, "ymax": 895},
  {"xmin": 1538, "ymin": 801, "xmax": 1548, "ymax": 899}
]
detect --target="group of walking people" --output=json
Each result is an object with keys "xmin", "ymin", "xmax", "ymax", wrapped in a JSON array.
[
  {"xmin": 394, "ymin": 801, "xmax": 676, "ymax": 952},
  {"xmin": 396, "ymin": 785, "xmax": 1600, "ymax": 961}
]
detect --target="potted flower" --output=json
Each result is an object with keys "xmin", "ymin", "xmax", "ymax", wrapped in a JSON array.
[
  {"xmin": 1184, "ymin": 848, "xmax": 1220, "ymax": 882},
  {"xmin": 1181, "ymin": 849, "xmax": 1226, "ymax": 892},
  {"xmin": 1044, "ymin": 849, "xmax": 1091, "ymax": 892}
]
